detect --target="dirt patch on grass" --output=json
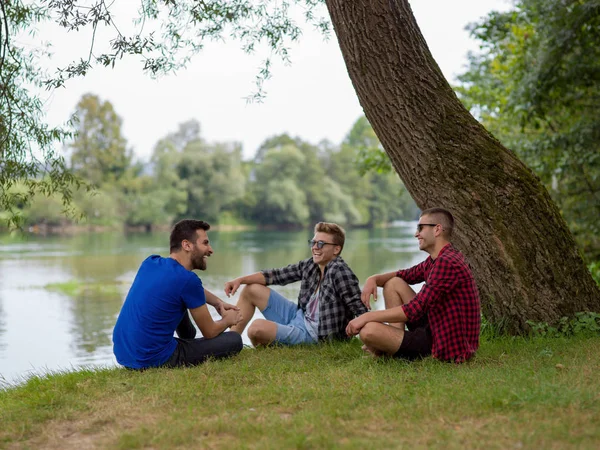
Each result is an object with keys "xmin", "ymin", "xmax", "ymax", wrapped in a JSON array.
[{"xmin": 8, "ymin": 398, "xmax": 161, "ymax": 449}]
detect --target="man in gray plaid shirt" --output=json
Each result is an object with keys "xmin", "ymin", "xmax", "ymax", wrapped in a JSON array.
[{"xmin": 224, "ymin": 222, "xmax": 367, "ymax": 346}]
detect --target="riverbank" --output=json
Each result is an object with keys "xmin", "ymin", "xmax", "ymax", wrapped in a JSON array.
[
  {"xmin": 1, "ymin": 335, "xmax": 599, "ymax": 449},
  {"xmin": 2, "ymin": 219, "xmax": 410, "ymax": 237},
  {"xmin": 14, "ymin": 222, "xmax": 257, "ymax": 235}
]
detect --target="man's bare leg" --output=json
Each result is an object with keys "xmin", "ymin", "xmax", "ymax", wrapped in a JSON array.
[
  {"xmin": 360, "ymin": 322, "xmax": 404, "ymax": 356},
  {"xmin": 247, "ymin": 319, "xmax": 278, "ymax": 346},
  {"xmin": 230, "ymin": 284, "xmax": 271, "ymax": 334},
  {"xmin": 382, "ymin": 277, "xmax": 417, "ymax": 329}
]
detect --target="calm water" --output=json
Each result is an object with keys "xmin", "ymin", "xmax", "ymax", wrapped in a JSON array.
[{"xmin": 0, "ymin": 224, "xmax": 423, "ymax": 387}]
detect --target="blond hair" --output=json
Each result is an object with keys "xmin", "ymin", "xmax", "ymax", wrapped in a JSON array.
[{"xmin": 314, "ymin": 222, "xmax": 346, "ymax": 251}]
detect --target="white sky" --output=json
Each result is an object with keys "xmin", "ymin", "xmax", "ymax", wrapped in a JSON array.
[{"xmin": 36, "ymin": 0, "xmax": 512, "ymax": 162}]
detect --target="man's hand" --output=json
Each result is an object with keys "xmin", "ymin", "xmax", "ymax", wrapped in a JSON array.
[
  {"xmin": 216, "ymin": 301, "xmax": 239, "ymax": 316},
  {"xmin": 224, "ymin": 278, "xmax": 242, "ymax": 297},
  {"xmin": 361, "ymin": 276, "xmax": 378, "ymax": 310},
  {"xmin": 346, "ymin": 314, "xmax": 369, "ymax": 337},
  {"xmin": 221, "ymin": 308, "xmax": 243, "ymax": 327}
]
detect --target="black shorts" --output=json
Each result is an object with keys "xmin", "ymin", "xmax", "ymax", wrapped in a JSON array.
[{"xmin": 393, "ymin": 316, "xmax": 433, "ymax": 360}]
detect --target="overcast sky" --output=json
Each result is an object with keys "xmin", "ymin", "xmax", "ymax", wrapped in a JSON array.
[{"xmin": 37, "ymin": 0, "xmax": 512, "ymax": 161}]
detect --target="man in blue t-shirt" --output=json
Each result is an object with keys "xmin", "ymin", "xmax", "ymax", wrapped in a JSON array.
[{"xmin": 113, "ymin": 219, "xmax": 243, "ymax": 369}]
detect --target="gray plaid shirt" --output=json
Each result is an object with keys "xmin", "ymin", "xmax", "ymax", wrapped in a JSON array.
[{"xmin": 261, "ymin": 256, "xmax": 367, "ymax": 340}]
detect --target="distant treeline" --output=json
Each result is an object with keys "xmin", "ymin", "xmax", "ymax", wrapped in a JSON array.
[{"xmin": 5, "ymin": 94, "xmax": 417, "ymax": 231}]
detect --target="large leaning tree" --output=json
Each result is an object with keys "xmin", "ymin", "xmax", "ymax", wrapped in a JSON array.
[
  {"xmin": 325, "ymin": 0, "xmax": 600, "ymax": 331},
  {"xmin": 3, "ymin": 0, "xmax": 599, "ymax": 332}
]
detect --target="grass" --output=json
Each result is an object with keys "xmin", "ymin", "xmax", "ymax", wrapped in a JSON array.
[
  {"xmin": 1, "ymin": 335, "xmax": 599, "ymax": 449},
  {"xmin": 45, "ymin": 280, "xmax": 126, "ymax": 297}
]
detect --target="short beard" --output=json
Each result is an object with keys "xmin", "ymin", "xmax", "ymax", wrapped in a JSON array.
[{"xmin": 191, "ymin": 252, "xmax": 207, "ymax": 271}]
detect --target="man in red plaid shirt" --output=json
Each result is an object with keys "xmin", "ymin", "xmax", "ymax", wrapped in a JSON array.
[{"xmin": 346, "ymin": 207, "xmax": 481, "ymax": 363}]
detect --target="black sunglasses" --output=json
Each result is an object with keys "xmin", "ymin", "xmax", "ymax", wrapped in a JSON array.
[
  {"xmin": 308, "ymin": 240, "xmax": 337, "ymax": 249},
  {"xmin": 416, "ymin": 223, "xmax": 438, "ymax": 232}
]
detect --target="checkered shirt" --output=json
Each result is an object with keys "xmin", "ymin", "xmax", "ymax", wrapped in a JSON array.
[
  {"xmin": 261, "ymin": 256, "xmax": 367, "ymax": 340},
  {"xmin": 398, "ymin": 244, "xmax": 481, "ymax": 363}
]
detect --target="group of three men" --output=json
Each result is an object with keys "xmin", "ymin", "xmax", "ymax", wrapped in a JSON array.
[{"xmin": 113, "ymin": 207, "xmax": 481, "ymax": 369}]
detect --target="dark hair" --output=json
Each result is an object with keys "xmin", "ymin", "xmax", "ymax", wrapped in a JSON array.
[
  {"xmin": 170, "ymin": 219, "xmax": 210, "ymax": 252},
  {"xmin": 420, "ymin": 207, "xmax": 454, "ymax": 238},
  {"xmin": 314, "ymin": 222, "xmax": 346, "ymax": 252}
]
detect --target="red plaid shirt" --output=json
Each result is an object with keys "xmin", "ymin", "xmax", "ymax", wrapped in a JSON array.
[{"xmin": 398, "ymin": 244, "xmax": 481, "ymax": 363}]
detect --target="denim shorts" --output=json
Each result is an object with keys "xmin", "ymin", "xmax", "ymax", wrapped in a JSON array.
[{"xmin": 261, "ymin": 289, "xmax": 317, "ymax": 346}]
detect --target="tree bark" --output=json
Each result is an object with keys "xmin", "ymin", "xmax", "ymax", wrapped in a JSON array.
[{"xmin": 325, "ymin": 0, "xmax": 600, "ymax": 332}]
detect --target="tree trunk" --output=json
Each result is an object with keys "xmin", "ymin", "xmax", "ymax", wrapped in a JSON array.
[{"xmin": 325, "ymin": 0, "xmax": 600, "ymax": 332}]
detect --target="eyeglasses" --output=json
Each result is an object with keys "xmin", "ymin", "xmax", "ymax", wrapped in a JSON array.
[
  {"xmin": 416, "ymin": 223, "xmax": 438, "ymax": 233},
  {"xmin": 308, "ymin": 240, "xmax": 337, "ymax": 249}
]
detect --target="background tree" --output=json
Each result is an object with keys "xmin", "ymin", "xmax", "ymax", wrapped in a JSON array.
[
  {"xmin": 256, "ymin": 135, "xmax": 340, "ymax": 225},
  {"xmin": 69, "ymin": 94, "xmax": 132, "ymax": 187},
  {"xmin": 73, "ymin": 188, "xmax": 121, "ymax": 227},
  {"xmin": 10, "ymin": 183, "xmax": 66, "ymax": 227},
  {"xmin": 250, "ymin": 143, "xmax": 311, "ymax": 226},
  {"xmin": 146, "ymin": 130, "xmax": 190, "ymax": 222},
  {"xmin": 332, "ymin": 116, "xmax": 419, "ymax": 226},
  {"xmin": 248, "ymin": 132, "xmax": 403, "ymax": 227},
  {"xmin": 119, "ymin": 162, "xmax": 171, "ymax": 229},
  {"xmin": 177, "ymin": 139, "xmax": 246, "ymax": 223},
  {"xmin": 455, "ymin": 0, "xmax": 600, "ymax": 260}
]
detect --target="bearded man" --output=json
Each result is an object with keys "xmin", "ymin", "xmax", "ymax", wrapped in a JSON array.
[{"xmin": 113, "ymin": 219, "xmax": 243, "ymax": 369}]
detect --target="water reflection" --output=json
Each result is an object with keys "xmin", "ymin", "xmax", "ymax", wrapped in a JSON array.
[
  {"xmin": 0, "ymin": 276, "xmax": 5, "ymax": 353},
  {"xmin": 67, "ymin": 288, "xmax": 127, "ymax": 358},
  {"xmin": 0, "ymin": 224, "xmax": 422, "ymax": 386}
]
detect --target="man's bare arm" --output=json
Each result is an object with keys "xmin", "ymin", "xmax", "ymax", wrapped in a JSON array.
[
  {"xmin": 189, "ymin": 304, "xmax": 242, "ymax": 339},
  {"xmin": 224, "ymin": 272, "xmax": 267, "ymax": 297},
  {"xmin": 204, "ymin": 288, "xmax": 239, "ymax": 315},
  {"xmin": 361, "ymin": 270, "xmax": 399, "ymax": 308},
  {"xmin": 346, "ymin": 306, "xmax": 408, "ymax": 336}
]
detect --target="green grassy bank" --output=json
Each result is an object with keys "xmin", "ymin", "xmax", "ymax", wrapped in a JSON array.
[{"xmin": 1, "ymin": 336, "xmax": 599, "ymax": 449}]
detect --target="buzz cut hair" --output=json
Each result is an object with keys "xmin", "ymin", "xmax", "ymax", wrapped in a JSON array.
[{"xmin": 420, "ymin": 207, "xmax": 454, "ymax": 238}]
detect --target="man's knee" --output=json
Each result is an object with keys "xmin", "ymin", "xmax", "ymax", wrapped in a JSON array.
[
  {"xmin": 359, "ymin": 322, "xmax": 381, "ymax": 346},
  {"xmin": 383, "ymin": 277, "xmax": 414, "ymax": 305},
  {"xmin": 222, "ymin": 331, "xmax": 244, "ymax": 354},
  {"xmin": 248, "ymin": 319, "xmax": 273, "ymax": 343},
  {"xmin": 240, "ymin": 284, "xmax": 270, "ymax": 306},
  {"xmin": 383, "ymin": 276, "xmax": 408, "ymax": 294}
]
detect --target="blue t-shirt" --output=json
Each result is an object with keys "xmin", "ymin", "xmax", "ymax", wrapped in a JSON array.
[{"xmin": 113, "ymin": 255, "xmax": 206, "ymax": 369}]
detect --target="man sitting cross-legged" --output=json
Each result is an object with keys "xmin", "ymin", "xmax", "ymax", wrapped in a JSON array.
[
  {"xmin": 224, "ymin": 222, "xmax": 367, "ymax": 346},
  {"xmin": 346, "ymin": 207, "xmax": 481, "ymax": 363},
  {"xmin": 113, "ymin": 219, "xmax": 243, "ymax": 369}
]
